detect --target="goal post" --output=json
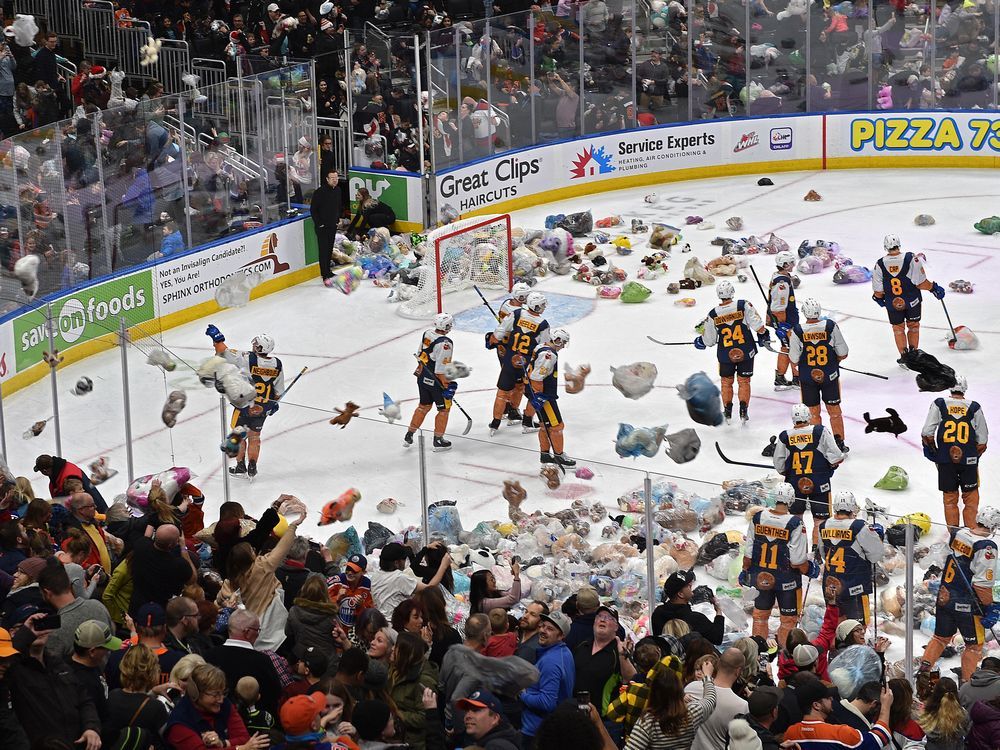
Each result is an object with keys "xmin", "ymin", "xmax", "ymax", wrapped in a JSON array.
[{"xmin": 398, "ymin": 214, "xmax": 513, "ymax": 319}]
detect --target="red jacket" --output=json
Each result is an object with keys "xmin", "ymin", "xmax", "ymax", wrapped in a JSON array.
[
  {"xmin": 48, "ymin": 458, "xmax": 85, "ymax": 498},
  {"xmin": 778, "ymin": 604, "xmax": 840, "ymax": 682}
]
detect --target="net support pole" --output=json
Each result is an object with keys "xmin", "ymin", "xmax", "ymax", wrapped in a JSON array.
[
  {"xmin": 0, "ymin": 378, "xmax": 7, "ymax": 459},
  {"xmin": 118, "ymin": 317, "xmax": 135, "ymax": 482},
  {"xmin": 45, "ymin": 302, "xmax": 62, "ymax": 456},
  {"xmin": 418, "ymin": 430, "xmax": 430, "ymax": 545},
  {"xmin": 220, "ymin": 395, "xmax": 231, "ymax": 504},
  {"xmin": 904, "ymin": 521, "xmax": 914, "ymax": 682},
  {"xmin": 644, "ymin": 473, "xmax": 656, "ymax": 625}
]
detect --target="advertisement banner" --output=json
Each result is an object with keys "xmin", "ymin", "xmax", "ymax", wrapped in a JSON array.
[
  {"xmin": 348, "ymin": 169, "xmax": 421, "ymax": 224},
  {"xmin": 435, "ymin": 117, "xmax": 818, "ymax": 220},
  {"xmin": 827, "ymin": 112, "xmax": 1000, "ymax": 158},
  {"xmin": 154, "ymin": 219, "xmax": 306, "ymax": 317},
  {"xmin": 12, "ymin": 269, "xmax": 155, "ymax": 372}
]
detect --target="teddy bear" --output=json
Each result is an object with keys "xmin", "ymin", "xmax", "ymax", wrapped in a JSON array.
[{"xmin": 776, "ymin": 0, "xmax": 809, "ymax": 21}]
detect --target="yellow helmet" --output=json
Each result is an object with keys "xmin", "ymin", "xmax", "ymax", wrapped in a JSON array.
[{"xmin": 896, "ymin": 512, "xmax": 931, "ymax": 537}]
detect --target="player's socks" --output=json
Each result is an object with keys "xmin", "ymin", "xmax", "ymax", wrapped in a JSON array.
[
  {"xmin": 229, "ymin": 461, "xmax": 247, "ymax": 475},
  {"xmin": 247, "ymin": 460, "xmax": 257, "ymax": 478},
  {"xmin": 489, "ymin": 418, "xmax": 501, "ymax": 436},
  {"xmin": 432, "ymin": 436, "xmax": 452, "ymax": 451},
  {"xmin": 739, "ymin": 402, "xmax": 749, "ymax": 423},
  {"xmin": 553, "ymin": 453, "xmax": 576, "ymax": 468},
  {"xmin": 403, "ymin": 431, "xmax": 414, "ymax": 448}
]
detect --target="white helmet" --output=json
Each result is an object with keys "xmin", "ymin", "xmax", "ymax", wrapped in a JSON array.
[
  {"xmin": 434, "ymin": 313, "xmax": 454, "ymax": 333},
  {"xmin": 525, "ymin": 292, "xmax": 547, "ymax": 314},
  {"xmin": 791, "ymin": 403, "xmax": 811, "ymax": 424},
  {"xmin": 978, "ymin": 506, "xmax": 1000, "ymax": 532},
  {"xmin": 716, "ymin": 280, "xmax": 735, "ymax": 300},
  {"xmin": 884, "ymin": 234, "xmax": 901, "ymax": 252},
  {"xmin": 252, "ymin": 334, "xmax": 275, "ymax": 355},
  {"xmin": 801, "ymin": 297, "xmax": 822, "ymax": 319},
  {"xmin": 775, "ymin": 251, "xmax": 796, "ymax": 269},
  {"xmin": 511, "ymin": 282, "xmax": 531, "ymax": 302},
  {"xmin": 832, "ymin": 490, "xmax": 859, "ymax": 515},
  {"xmin": 549, "ymin": 328, "xmax": 570, "ymax": 347},
  {"xmin": 952, "ymin": 374, "xmax": 968, "ymax": 394},
  {"xmin": 774, "ymin": 482, "xmax": 795, "ymax": 505}
]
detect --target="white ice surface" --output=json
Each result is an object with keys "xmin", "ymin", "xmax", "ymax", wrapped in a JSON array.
[{"xmin": 10, "ymin": 167, "xmax": 1000, "ymax": 667}]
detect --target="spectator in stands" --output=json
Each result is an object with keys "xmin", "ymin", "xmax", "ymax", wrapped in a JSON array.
[
  {"xmin": 69, "ymin": 619, "xmax": 121, "ymax": 724},
  {"xmin": 165, "ymin": 595, "xmax": 206, "ymax": 655},
  {"xmin": 128, "ymin": 523, "xmax": 196, "ymax": 611},
  {"xmin": 470, "ymin": 561, "xmax": 522, "ymax": 616},
  {"xmin": 688, "ymin": 648, "xmax": 748, "ymax": 750},
  {"xmin": 412, "ymin": 585, "xmax": 459, "ymax": 668},
  {"xmin": 33, "ymin": 34, "xmax": 65, "ymax": 116},
  {"xmin": 104, "ymin": 643, "xmax": 174, "ymax": 746},
  {"xmin": 516, "ymin": 601, "xmax": 548, "ymax": 664},
  {"xmin": 165, "ymin": 663, "xmax": 260, "ymax": 750},
  {"xmin": 205, "ymin": 609, "xmax": 283, "ymax": 715},
  {"xmin": 38, "ymin": 558, "xmax": 114, "ymax": 660},
  {"xmin": 369, "ymin": 541, "xmax": 450, "ymax": 620},
  {"xmin": 0, "ymin": 39, "xmax": 16, "ymax": 136},
  {"xmin": 287, "ymin": 573, "xmax": 340, "ymax": 659},
  {"xmin": 830, "ymin": 680, "xmax": 882, "ymax": 732},
  {"xmin": 520, "ymin": 610, "xmax": 574, "ymax": 748},
  {"xmin": 626, "ymin": 661, "xmax": 717, "ymax": 750},
  {"xmin": 35, "ymin": 454, "xmax": 108, "ymax": 511},
  {"xmin": 651, "ymin": 570, "xmax": 725, "ymax": 644}
]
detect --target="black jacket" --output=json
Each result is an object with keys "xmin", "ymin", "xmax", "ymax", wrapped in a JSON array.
[
  {"xmin": 205, "ymin": 642, "xmax": 282, "ymax": 714},
  {"xmin": 744, "ymin": 714, "xmax": 782, "ymax": 750},
  {"xmin": 477, "ymin": 719, "xmax": 522, "ymax": 750},
  {"xmin": 6, "ymin": 627, "xmax": 101, "ymax": 746},
  {"xmin": 650, "ymin": 602, "xmax": 725, "ymax": 644},
  {"xmin": 310, "ymin": 182, "xmax": 342, "ymax": 230},
  {"xmin": 829, "ymin": 698, "xmax": 872, "ymax": 734}
]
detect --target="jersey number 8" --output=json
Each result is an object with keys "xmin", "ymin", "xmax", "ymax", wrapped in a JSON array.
[
  {"xmin": 805, "ymin": 345, "xmax": 828, "ymax": 367},
  {"xmin": 889, "ymin": 277, "xmax": 903, "ymax": 296},
  {"xmin": 792, "ymin": 450, "xmax": 814, "ymax": 475},
  {"xmin": 942, "ymin": 420, "xmax": 970, "ymax": 444},
  {"xmin": 721, "ymin": 326, "xmax": 745, "ymax": 348}
]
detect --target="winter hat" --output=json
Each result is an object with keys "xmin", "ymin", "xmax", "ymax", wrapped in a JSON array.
[
  {"xmin": 320, "ymin": 19, "xmax": 333, "ymax": 31},
  {"xmin": 16, "ymin": 556, "xmax": 47, "ymax": 580},
  {"xmin": 793, "ymin": 644, "xmax": 819, "ymax": 667},
  {"xmin": 90, "ymin": 65, "xmax": 106, "ymax": 78},
  {"xmin": 353, "ymin": 699, "xmax": 392, "ymax": 741},
  {"xmin": 836, "ymin": 619, "xmax": 863, "ymax": 643},
  {"xmin": 727, "ymin": 718, "xmax": 763, "ymax": 750}
]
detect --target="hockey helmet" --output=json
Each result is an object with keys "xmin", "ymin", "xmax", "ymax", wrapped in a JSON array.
[
  {"xmin": 978, "ymin": 506, "xmax": 1000, "ymax": 532},
  {"xmin": 832, "ymin": 490, "xmax": 859, "ymax": 514},
  {"xmin": 951, "ymin": 374, "xmax": 968, "ymax": 394},
  {"xmin": 775, "ymin": 251, "xmax": 796, "ymax": 269},
  {"xmin": 252, "ymin": 334, "xmax": 275, "ymax": 355},
  {"xmin": 791, "ymin": 403, "xmax": 811, "ymax": 424},
  {"xmin": 883, "ymin": 234, "xmax": 901, "ymax": 252},
  {"xmin": 801, "ymin": 297, "xmax": 822, "ymax": 319},
  {"xmin": 773, "ymin": 482, "xmax": 795, "ymax": 505},
  {"xmin": 511, "ymin": 282, "xmax": 531, "ymax": 302},
  {"xmin": 549, "ymin": 328, "xmax": 570, "ymax": 348},
  {"xmin": 525, "ymin": 292, "xmax": 547, "ymax": 314},
  {"xmin": 433, "ymin": 313, "xmax": 454, "ymax": 333},
  {"xmin": 716, "ymin": 280, "xmax": 735, "ymax": 300}
]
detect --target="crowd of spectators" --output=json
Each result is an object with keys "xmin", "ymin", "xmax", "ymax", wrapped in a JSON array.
[{"xmin": 2, "ymin": 454, "xmax": 1000, "ymax": 750}]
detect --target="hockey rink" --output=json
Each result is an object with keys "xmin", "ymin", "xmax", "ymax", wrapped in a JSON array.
[{"xmin": 6, "ymin": 166, "xmax": 1000, "ymax": 656}]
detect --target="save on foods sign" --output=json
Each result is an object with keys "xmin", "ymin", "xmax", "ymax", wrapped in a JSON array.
[
  {"xmin": 348, "ymin": 168, "xmax": 422, "ymax": 224},
  {"xmin": 13, "ymin": 269, "xmax": 155, "ymax": 372}
]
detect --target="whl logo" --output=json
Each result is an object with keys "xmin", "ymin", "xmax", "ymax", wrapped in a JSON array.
[
  {"xmin": 733, "ymin": 132, "xmax": 760, "ymax": 152},
  {"xmin": 240, "ymin": 233, "xmax": 290, "ymax": 276},
  {"xmin": 570, "ymin": 145, "xmax": 615, "ymax": 179}
]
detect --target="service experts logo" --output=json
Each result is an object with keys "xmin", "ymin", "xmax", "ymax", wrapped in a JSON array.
[{"xmin": 570, "ymin": 145, "xmax": 616, "ymax": 179}]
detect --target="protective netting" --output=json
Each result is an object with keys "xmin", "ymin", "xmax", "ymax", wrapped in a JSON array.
[{"xmin": 398, "ymin": 214, "xmax": 512, "ymax": 319}]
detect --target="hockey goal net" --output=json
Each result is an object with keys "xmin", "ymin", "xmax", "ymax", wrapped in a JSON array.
[{"xmin": 398, "ymin": 214, "xmax": 513, "ymax": 318}]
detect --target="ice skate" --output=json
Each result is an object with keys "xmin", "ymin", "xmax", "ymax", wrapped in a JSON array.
[
  {"xmin": 774, "ymin": 373, "xmax": 796, "ymax": 391},
  {"xmin": 229, "ymin": 460, "xmax": 247, "ymax": 476},
  {"xmin": 539, "ymin": 451, "xmax": 555, "ymax": 464},
  {"xmin": 835, "ymin": 435, "xmax": 850, "ymax": 453},
  {"xmin": 247, "ymin": 460, "xmax": 258, "ymax": 478},
  {"xmin": 489, "ymin": 418, "xmax": 501, "ymax": 436},
  {"xmin": 506, "ymin": 406, "xmax": 523, "ymax": 424},
  {"xmin": 724, "ymin": 403, "xmax": 733, "ymax": 425},
  {"xmin": 432, "ymin": 436, "xmax": 452, "ymax": 452},
  {"xmin": 739, "ymin": 402, "xmax": 749, "ymax": 425},
  {"xmin": 403, "ymin": 431, "xmax": 414, "ymax": 448},
  {"xmin": 553, "ymin": 453, "xmax": 576, "ymax": 468},
  {"xmin": 522, "ymin": 415, "xmax": 539, "ymax": 434}
]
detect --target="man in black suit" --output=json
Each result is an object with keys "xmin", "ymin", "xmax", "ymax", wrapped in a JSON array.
[
  {"xmin": 309, "ymin": 169, "xmax": 343, "ymax": 286},
  {"xmin": 204, "ymin": 609, "xmax": 281, "ymax": 714}
]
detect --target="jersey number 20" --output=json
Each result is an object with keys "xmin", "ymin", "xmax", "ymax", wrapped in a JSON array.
[{"xmin": 942, "ymin": 420, "xmax": 970, "ymax": 444}]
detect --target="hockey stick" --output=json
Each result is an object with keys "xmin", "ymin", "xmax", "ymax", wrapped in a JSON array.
[
  {"xmin": 841, "ymin": 366, "xmax": 889, "ymax": 381},
  {"xmin": 715, "ymin": 441, "xmax": 773, "ymax": 469},
  {"xmin": 749, "ymin": 265, "xmax": 771, "ymax": 310},
  {"xmin": 279, "ymin": 366, "xmax": 309, "ymax": 400},
  {"xmin": 449, "ymin": 397, "xmax": 473, "ymax": 436},
  {"xmin": 473, "ymin": 284, "xmax": 501, "ymax": 323},
  {"xmin": 945, "ymin": 550, "xmax": 1000, "ymax": 645},
  {"xmin": 647, "ymin": 336, "xmax": 697, "ymax": 346},
  {"xmin": 864, "ymin": 498, "xmax": 889, "ymax": 647},
  {"xmin": 939, "ymin": 298, "xmax": 958, "ymax": 344},
  {"xmin": 525, "ymin": 378, "xmax": 566, "ymax": 475}
]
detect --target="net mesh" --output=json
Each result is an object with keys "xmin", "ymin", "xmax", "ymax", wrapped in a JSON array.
[{"xmin": 398, "ymin": 214, "xmax": 512, "ymax": 318}]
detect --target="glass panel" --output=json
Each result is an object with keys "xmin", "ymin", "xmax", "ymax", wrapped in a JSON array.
[
  {"xmin": 582, "ymin": 2, "xmax": 634, "ymax": 134},
  {"xmin": 745, "ymin": 0, "xmax": 807, "ymax": 115},
  {"xmin": 642, "ymin": 0, "xmax": 690, "ymax": 125},
  {"xmin": 690, "ymin": 0, "xmax": 743, "ymax": 118},
  {"xmin": 532, "ymin": 9, "xmax": 583, "ymax": 141}
]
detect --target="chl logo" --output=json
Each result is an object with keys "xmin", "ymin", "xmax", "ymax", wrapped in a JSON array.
[{"xmin": 733, "ymin": 132, "xmax": 760, "ymax": 153}]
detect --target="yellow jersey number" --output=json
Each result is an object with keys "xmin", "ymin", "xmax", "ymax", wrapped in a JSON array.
[
  {"xmin": 721, "ymin": 326, "xmax": 746, "ymax": 348},
  {"xmin": 890, "ymin": 277, "xmax": 903, "ymax": 296},
  {"xmin": 805, "ymin": 344, "xmax": 828, "ymax": 367},
  {"xmin": 791, "ymin": 450, "xmax": 814, "ymax": 475},
  {"xmin": 758, "ymin": 542, "xmax": 779, "ymax": 569},
  {"xmin": 510, "ymin": 332, "xmax": 533, "ymax": 355},
  {"xmin": 255, "ymin": 382, "xmax": 272, "ymax": 404},
  {"xmin": 825, "ymin": 546, "xmax": 846, "ymax": 574},
  {"xmin": 942, "ymin": 420, "xmax": 970, "ymax": 444}
]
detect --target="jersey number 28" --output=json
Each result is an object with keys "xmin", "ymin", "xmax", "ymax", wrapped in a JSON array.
[{"xmin": 805, "ymin": 345, "xmax": 828, "ymax": 367}]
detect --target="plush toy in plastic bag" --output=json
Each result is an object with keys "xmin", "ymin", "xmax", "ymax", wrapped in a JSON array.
[
  {"xmin": 797, "ymin": 255, "xmax": 825, "ymax": 275},
  {"xmin": 362, "ymin": 521, "xmax": 395, "ymax": 554},
  {"xmin": 620, "ymin": 281, "xmax": 652, "ymax": 303},
  {"xmin": 833, "ymin": 265, "xmax": 872, "ymax": 284},
  {"xmin": 325, "ymin": 526, "xmax": 363, "ymax": 563},
  {"xmin": 828, "ymin": 646, "xmax": 884, "ymax": 700},
  {"xmin": 556, "ymin": 210, "xmax": 594, "ymax": 236},
  {"xmin": 215, "ymin": 272, "xmax": 262, "ymax": 308},
  {"xmin": 949, "ymin": 325, "xmax": 979, "ymax": 351},
  {"xmin": 678, "ymin": 372, "xmax": 723, "ymax": 426},
  {"xmin": 974, "ymin": 216, "xmax": 1000, "ymax": 235},
  {"xmin": 610, "ymin": 362, "xmax": 658, "ymax": 399},
  {"xmin": 427, "ymin": 500, "xmax": 464, "ymax": 544},
  {"xmin": 126, "ymin": 467, "xmax": 193, "ymax": 510},
  {"xmin": 615, "ymin": 423, "xmax": 668, "ymax": 459},
  {"xmin": 874, "ymin": 465, "xmax": 908, "ymax": 490},
  {"xmin": 333, "ymin": 265, "xmax": 364, "ymax": 294},
  {"xmin": 197, "ymin": 356, "xmax": 256, "ymax": 409},
  {"xmin": 665, "ymin": 428, "xmax": 701, "ymax": 463}
]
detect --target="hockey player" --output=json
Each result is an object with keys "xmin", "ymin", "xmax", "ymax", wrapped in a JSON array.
[
  {"xmin": 488, "ymin": 282, "xmax": 532, "ymax": 425},
  {"xmin": 788, "ymin": 297, "xmax": 850, "ymax": 452},
  {"xmin": 921, "ymin": 375, "xmax": 988, "ymax": 530},
  {"xmin": 871, "ymin": 233, "xmax": 945, "ymax": 363},
  {"xmin": 526, "ymin": 328, "xmax": 575, "ymax": 468},
  {"xmin": 817, "ymin": 490, "xmax": 884, "ymax": 625},
  {"xmin": 694, "ymin": 281, "xmax": 770, "ymax": 424},
  {"xmin": 740, "ymin": 482, "xmax": 818, "ymax": 647},
  {"xmin": 773, "ymin": 403, "xmax": 846, "ymax": 546},
  {"xmin": 769, "ymin": 251, "xmax": 800, "ymax": 391},
  {"xmin": 206, "ymin": 325, "xmax": 285, "ymax": 478},
  {"xmin": 404, "ymin": 313, "xmax": 457, "ymax": 452},
  {"xmin": 919, "ymin": 507, "xmax": 1000, "ymax": 682},
  {"xmin": 489, "ymin": 291, "xmax": 550, "ymax": 435}
]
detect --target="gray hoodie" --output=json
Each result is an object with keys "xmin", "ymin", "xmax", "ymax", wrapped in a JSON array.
[{"xmin": 960, "ymin": 669, "xmax": 1000, "ymax": 709}]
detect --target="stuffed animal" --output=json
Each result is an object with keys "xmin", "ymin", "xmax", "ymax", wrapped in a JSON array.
[
  {"xmin": 329, "ymin": 402, "xmax": 360, "ymax": 428},
  {"xmin": 776, "ymin": 0, "xmax": 809, "ymax": 21}
]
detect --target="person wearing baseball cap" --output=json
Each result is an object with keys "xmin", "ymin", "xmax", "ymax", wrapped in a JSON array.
[
  {"xmin": 70, "ymin": 619, "xmax": 122, "ymax": 721},
  {"xmin": 574, "ymin": 604, "xmax": 637, "ymax": 716},
  {"xmin": 328, "ymin": 553, "xmax": 374, "ymax": 624},
  {"xmin": 279, "ymin": 690, "xmax": 357, "ymax": 745},
  {"xmin": 729, "ymin": 686, "xmax": 783, "ymax": 750},
  {"xmin": 785, "ymin": 679, "xmax": 893, "ymax": 750},
  {"xmin": 456, "ymin": 689, "xmax": 520, "ymax": 749},
  {"xmin": 106, "ymin": 602, "xmax": 183, "ymax": 691},
  {"xmin": 282, "ymin": 646, "xmax": 329, "ymax": 704},
  {"xmin": 651, "ymin": 569, "xmax": 725, "ymax": 645},
  {"xmin": 520, "ymin": 609, "xmax": 575, "ymax": 745}
]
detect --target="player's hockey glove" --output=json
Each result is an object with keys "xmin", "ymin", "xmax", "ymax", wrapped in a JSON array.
[
  {"xmin": 806, "ymin": 560, "xmax": 821, "ymax": 579},
  {"xmin": 484, "ymin": 333, "xmax": 497, "ymax": 350},
  {"xmin": 872, "ymin": 294, "xmax": 887, "ymax": 308},
  {"xmin": 738, "ymin": 570, "xmax": 753, "ymax": 588},
  {"xmin": 757, "ymin": 329, "xmax": 771, "ymax": 346},
  {"xmin": 265, "ymin": 400, "xmax": 280, "ymax": 416},
  {"xmin": 922, "ymin": 440, "xmax": 937, "ymax": 461},
  {"xmin": 528, "ymin": 389, "xmax": 548, "ymax": 409},
  {"xmin": 930, "ymin": 282, "xmax": 946, "ymax": 300},
  {"xmin": 869, "ymin": 523, "xmax": 885, "ymax": 541},
  {"xmin": 693, "ymin": 336, "xmax": 706, "ymax": 350},
  {"xmin": 982, "ymin": 603, "xmax": 1000, "ymax": 630},
  {"xmin": 205, "ymin": 324, "xmax": 225, "ymax": 343},
  {"xmin": 775, "ymin": 322, "xmax": 792, "ymax": 346},
  {"xmin": 442, "ymin": 382, "xmax": 457, "ymax": 400}
]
